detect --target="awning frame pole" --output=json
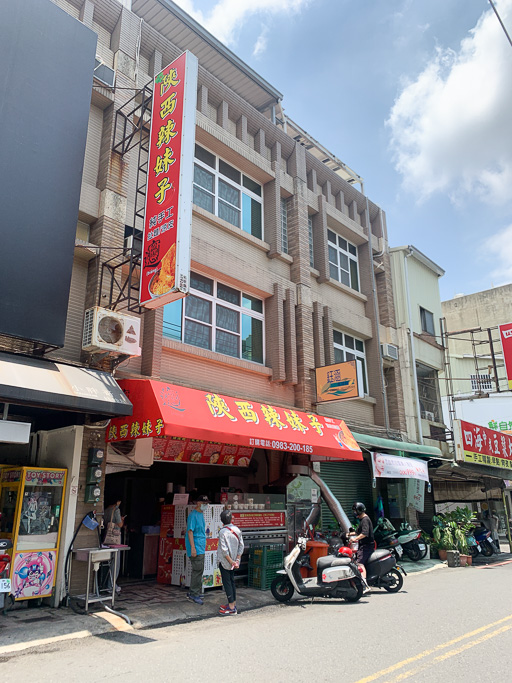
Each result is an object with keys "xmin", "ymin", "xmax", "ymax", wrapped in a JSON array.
[
  {"xmin": 2, "ymin": 403, "xmax": 8, "ymax": 420},
  {"xmin": 502, "ymin": 490, "xmax": 512, "ymax": 553}
]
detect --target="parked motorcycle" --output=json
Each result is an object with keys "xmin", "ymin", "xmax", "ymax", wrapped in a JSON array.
[
  {"xmin": 474, "ymin": 526, "xmax": 496, "ymax": 557},
  {"xmin": 331, "ymin": 534, "xmax": 406, "ymax": 591},
  {"xmin": 397, "ymin": 522, "xmax": 428, "ymax": 561},
  {"xmin": 271, "ymin": 506, "xmax": 365, "ymax": 603},
  {"xmin": 466, "ymin": 532, "xmax": 481, "ymax": 558},
  {"xmin": 374, "ymin": 518, "xmax": 404, "ymax": 562}
]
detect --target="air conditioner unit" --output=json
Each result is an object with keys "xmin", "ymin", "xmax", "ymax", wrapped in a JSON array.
[
  {"xmin": 82, "ymin": 306, "xmax": 141, "ymax": 356},
  {"xmin": 381, "ymin": 343, "xmax": 399, "ymax": 361},
  {"xmin": 94, "ymin": 58, "xmax": 115, "ymax": 89},
  {"xmin": 422, "ymin": 411, "xmax": 435, "ymax": 422},
  {"xmin": 106, "ymin": 439, "xmax": 154, "ymax": 469}
]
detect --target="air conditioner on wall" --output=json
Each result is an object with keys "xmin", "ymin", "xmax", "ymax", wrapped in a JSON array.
[
  {"xmin": 82, "ymin": 306, "xmax": 141, "ymax": 356},
  {"xmin": 107, "ymin": 439, "xmax": 154, "ymax": 469},
  {"xmin": 422, "ymin": 411, "xmax": 435, "ymax": 422},
  {"xmin": 381, "ymin": 343, "xmax": 399, "ymax": 361},
  {"xmin": 93, "ymin": 58, "xmax": 115, "ymax": 89}
]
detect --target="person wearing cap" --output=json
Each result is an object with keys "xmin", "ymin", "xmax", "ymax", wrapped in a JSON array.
[
  {"xmin": 186, "ymin": 493, "xmax": 209, "ymax": 605},
  {"xmin": 217, "ymin": 509, "xmax": 244, "ymax": 616}
]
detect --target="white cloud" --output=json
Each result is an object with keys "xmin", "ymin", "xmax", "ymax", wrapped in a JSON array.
[
  {"xmin": 387, "ymin": 0, "xmax": 512, "ymax": 206},
  {"xmin": 172, "ymin": 0, "xmax": 310, "ymax": 51},
  {"xmin": 253, "ymin": 26, "xmax": 269, "ymax": 57},
  {"xmin": 482, "ymin": 223, "xmax": 512, "ymax": 286}
]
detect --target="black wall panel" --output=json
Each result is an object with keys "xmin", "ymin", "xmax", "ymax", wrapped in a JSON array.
[{"xmin": 0, "ymin": 0, "xmax": 97, "ymax": 346}]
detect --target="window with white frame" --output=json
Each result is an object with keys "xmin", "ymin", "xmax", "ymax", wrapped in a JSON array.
[
  {"xmin": 193, "ymin": 144, "xmax": 263, "ymax": 239},
  {"xmin": 333, "ymin": 330, "xmax": 368, "ymax": 394},
  {"xmin": 281, "ymin": 197, "xmax": 288, "ymax": 254},
  {"xmin": 163, "ymin": 272, "xmax": 264, "ymax": 364},
  {"xmin": 308, "ymin": 215, "xmax": 314, "ymax": 267},
  {"xmin": 470, "ymin": 374, "xmax": 493, "ymax": 392},
  {"xmin": 328, "ymin": 229, "xmax": 359, "ymax": 291}
]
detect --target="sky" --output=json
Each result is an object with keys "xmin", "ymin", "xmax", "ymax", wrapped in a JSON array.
[{"xmin": 172, "ymin": 0, "xmax": 512, "ymax": 301}]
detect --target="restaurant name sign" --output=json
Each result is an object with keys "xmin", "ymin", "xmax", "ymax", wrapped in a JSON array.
[
  {"xmin": 140, "ymin": 51, "xmax": 198, "ymax": 309},
  {"xmin": 454, "ymin": 419, "xmax": 512, "ymax": 470}
]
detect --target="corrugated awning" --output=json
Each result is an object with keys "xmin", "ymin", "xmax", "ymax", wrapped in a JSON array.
[
  {"xmin": 351, "ymin": 431, "xmax": 443, "ymax": 459},
  {"xmin": 0, "ymin": 352, "xmax": 132, "ymax": 417},
  {"xmin": 107, "ymin": 379, "xmax": 363, "ymax": 462}
]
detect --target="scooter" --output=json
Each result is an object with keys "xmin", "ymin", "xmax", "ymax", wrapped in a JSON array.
[
  {"xmin": 474, "ymin": 526, "xmax": 496, "ymax": 557},
  {"xmin": 397, "ymin": 523, "xmax": 428, "ymax": 562},
  {"xmin": 335, "ymin": 537, "xmax": 405, "ymax": 592},
  {"xmin": 271, "ymin": 505, "xmax": 365, "ymax": 604},
  {"xmin": 374, "ymin": 518, "xmax": 404, "ymax": 562}
]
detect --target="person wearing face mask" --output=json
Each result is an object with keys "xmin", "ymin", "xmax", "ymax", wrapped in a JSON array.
[{"xmin": 186, "ymin": 493, "xmax": 209, "ymax": 605}]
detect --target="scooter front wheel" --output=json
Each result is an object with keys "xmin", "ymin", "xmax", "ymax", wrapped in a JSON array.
[
  {"xmin": 271, "ymin": 576, "xmax": 294, "ymax": 602},
  {"xmin": 404, "ymin": 543, "xmax": 423, "ymax": 562},
  {"xmin": 383, "ymin": 568, "xmax": 404, "ymax": 593}
]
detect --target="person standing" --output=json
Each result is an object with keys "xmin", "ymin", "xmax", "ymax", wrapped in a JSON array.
[
  {"xmin": 186, "ymin": 494, "xmax": 209, "ymax": 605},
  {"xmin": 217, "ymin": 509, "xmax": 244, "ymax": 616}
]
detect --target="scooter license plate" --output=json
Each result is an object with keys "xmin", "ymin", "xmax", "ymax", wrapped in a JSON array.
[
  {"xmin": 396, "ymin": 546, "xmax": 403, "ymax": 557},
  {"xmin": 0, "ymin": 578, "xmax": 11, "ymax": 592},
  {"xmin": 477, "ymin": 545, "xmax": 482, "ymax": 552},
  {"xmin": 418, "ymin": 544, "xmax": 426, "ymax": 551}
]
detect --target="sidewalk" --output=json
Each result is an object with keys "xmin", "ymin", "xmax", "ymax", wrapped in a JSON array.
[{"xmin": 0, "ymin": 558, "xmax": 450, "ymax": 655}]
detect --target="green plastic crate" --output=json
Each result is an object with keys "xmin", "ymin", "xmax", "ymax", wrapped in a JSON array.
[
  {"xmin": 247, "ymin": 563, "xmax": 280, "ymax": 590},
  {"xmin": 249, "ymin": 544, "xmax": 284, "ymax": 567}
]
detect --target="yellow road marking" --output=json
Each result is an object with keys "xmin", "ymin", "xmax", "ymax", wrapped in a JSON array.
[
  {"xmin": 385, "ymin": 623, "xmax": 512, "ymax": 682},
  {"xmin": 354, "ymin": 613, "xmax": 512, "ymax": 683},
  {"xmin": 0, "ymin": 630, "xmax": 92, "ymax": 656},
  {"xmin": 92, "ymin": 610, "xmax": 133, "ymax": 632}
]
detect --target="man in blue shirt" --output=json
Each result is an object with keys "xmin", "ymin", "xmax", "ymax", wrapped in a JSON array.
[{"xmin": 186, "ymin": 493, "xmax": 209, "ymax": 604}]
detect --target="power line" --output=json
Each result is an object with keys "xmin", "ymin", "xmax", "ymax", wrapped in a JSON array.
[{"xmin": 488, "ymin": 0, "xmax": 512, "ymax": 48}]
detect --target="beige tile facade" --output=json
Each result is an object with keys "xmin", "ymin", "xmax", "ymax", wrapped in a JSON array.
[{"xmin": 50, "ymin": 0, "xmax": 406, "ymax": 442}]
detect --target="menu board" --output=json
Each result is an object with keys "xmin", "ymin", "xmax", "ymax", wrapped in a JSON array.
[{"xmin": 153, "ymin": 437, "xmax": 253, "ymax": 467}]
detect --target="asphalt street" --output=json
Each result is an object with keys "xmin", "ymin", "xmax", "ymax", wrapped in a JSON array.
[{"xmin": 3, "ymin": 562, "xmax": 512, "ymax": 682}]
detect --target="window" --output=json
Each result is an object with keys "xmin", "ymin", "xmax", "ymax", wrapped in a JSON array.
[
  {"xmin": 328, "ymin": 230, "xmax": 359, "ymax": 291},
  {"xmin": 193, "ymin": 144, "xmax": 263, "ymax": 239},
  {"xmin": 333, "ymin": 330, "xmax": 368, "ymax": 394},
  {"xmin": 416, "ymin": 362, "xmax": 442, "ymax": 422},
  {"xmin": 308, "ymin": 215, "xmax": 314, "ymax": 267},
  {"xmin": 281, "ymin": 198, "xmax": 288, "ymax": 254},
  {"xmin": 163, "ymin": 272, "xmax": 264, "ymax": 364},
  {"xmin": 420, "ymin": 307, "xmax": 435, "ymax": 336},
  {"xmin": 470, "ymin": 374, "xmax": 493, "ymax": 392}
]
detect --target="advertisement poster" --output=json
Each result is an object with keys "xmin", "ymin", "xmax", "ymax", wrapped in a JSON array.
[
  {"xmin": 406, "ymin": 478, "xmax": 425, "ymax": 512},
  {"xmin": 140, "ymin": 51, "xmax": 198, "ymax": 308},
  {"xmin": 371, "ymin": 452, "xmax": 429, "ymax": 482},
  {"xmin": 231, "ymin": 511, "xmax": 286, "ymax": 529},
  {"xmin": 454, "ymin": 419, "xmax": 512, "ymax": 470},
  {"xmin": 499, "ymin": 323, "xmax": 512, "ymax": 390},
  {"xmin": 315, "ymin": 360, "xmax": 364, "ymax": 403}
]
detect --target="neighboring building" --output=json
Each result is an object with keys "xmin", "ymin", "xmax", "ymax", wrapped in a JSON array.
[
  {"xmin": 0, "ymin": 0, "xmax": 446, "ymax": 605},
  {"xmin": 389, "ymin": 246, "xmax": 448, "ymax": 455}
]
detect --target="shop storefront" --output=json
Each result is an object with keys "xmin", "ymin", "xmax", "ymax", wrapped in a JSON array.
[
  {"xmin": 0, "ymin": 352, "xmax": 132, "ymax": 605},
  {"xmin": 104, "ymin": 378, "xmax": 363, "ymax": 591}
]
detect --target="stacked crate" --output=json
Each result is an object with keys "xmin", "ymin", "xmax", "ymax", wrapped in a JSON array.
[{"xmin": 247, "ymin": 544, "xmax": 284, "ymax": 590}]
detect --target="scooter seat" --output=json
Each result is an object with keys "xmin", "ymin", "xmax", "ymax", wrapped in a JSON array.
[
  {"xmin": 368, "ymin": 548, "xmax": 392, "ymax": 563},
  {"xmin": 316, "ymin": 555, "xmax": 352, "ymax": 573}
]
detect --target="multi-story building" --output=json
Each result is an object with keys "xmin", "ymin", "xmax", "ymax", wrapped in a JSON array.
[{"xmin": 0, "ymin": 0, "xmax": 446, "ymax": 604}]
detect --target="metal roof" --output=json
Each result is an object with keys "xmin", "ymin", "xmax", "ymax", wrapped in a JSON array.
[{"xmin": 131, "ymin": 0, "xmax": 283, "ymax": 111}]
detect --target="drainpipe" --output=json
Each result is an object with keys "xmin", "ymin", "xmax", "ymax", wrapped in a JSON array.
[
  {"xmin": 365, "ymin": 198, "xmax": 389, "ymax": 434},
  {"xmin": 404, "ymin": 247, "xmax": 423, "ymax": 444}
]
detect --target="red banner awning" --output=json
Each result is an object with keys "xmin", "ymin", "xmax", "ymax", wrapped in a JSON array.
[{"xmin": 108, "ymin": 379, "xmax": 362, "ymax": 462}]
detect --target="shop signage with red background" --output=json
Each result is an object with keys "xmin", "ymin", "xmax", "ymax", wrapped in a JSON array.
[
  {"xmin": 499, "ymin": 323, "xmax": 512, "ymax": 390},
  {"xmin": 140, "ymin": 51, "xmax": 198, "ymax": 309},
  {"xmin": 231, "ymin": 511, "xmax": 286, "ymax": 529},
  {"xmin": 455, "ymin": 419, "xmax": 512, "ymax": 470},
  {"xmin": 153, "ymin": 437, "xmax": 254, "ymax": 467},
  {"xmin": 107, "ymin": 379, "xmax": 363, "ymax": 462}
]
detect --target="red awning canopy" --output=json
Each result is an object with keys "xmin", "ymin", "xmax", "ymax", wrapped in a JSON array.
[{"xmin": 108, "ymin": 379, "xmax": 362, "ymax": 463}]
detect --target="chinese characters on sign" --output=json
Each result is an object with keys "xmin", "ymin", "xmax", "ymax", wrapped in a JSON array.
[
  {"xmin": 315, "ymin": 360, "xmax": 364, "ymax": 403},
  {"xmin": 106, "ymin": 380, "xmax": 363, "ymax": 462},
  {"xmin": 488, "ymin": 420, "xmax": 512, "ymax": 433},
  {"xmin": 140, "ymin": 52, "xmax": 198, "ymax": 309},
  {"xmin": 455, "ymin": 419, "xmax": 512, "ymax": 470}
]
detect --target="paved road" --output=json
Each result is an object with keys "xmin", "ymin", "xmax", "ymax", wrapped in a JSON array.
[{"xmin": 4, "ymin": 562, "xmax": 512, "ymax": 682}]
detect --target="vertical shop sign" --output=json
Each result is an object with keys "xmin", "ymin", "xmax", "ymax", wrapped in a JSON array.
[
  {"xmin": 140, "ymin": 51, "xmax": 198, "ymax": 308},
  {"xmin": 499, "ymin": 323, "xmax": 512, "ymax": 390}
]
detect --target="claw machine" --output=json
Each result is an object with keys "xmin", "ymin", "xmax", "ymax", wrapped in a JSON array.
[{"xmin": 0, "ymin": 467, "xmax": 67, "ymax": 601}]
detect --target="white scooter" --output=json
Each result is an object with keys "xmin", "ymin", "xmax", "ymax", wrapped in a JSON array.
[{"xmin": 270, "ymin": 506, "xmax": 366, "ymax": 604}]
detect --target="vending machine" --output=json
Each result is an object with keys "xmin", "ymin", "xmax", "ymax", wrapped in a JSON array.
[{"xmin": 0, "ymin": 467, "xmax": 67, "ymax": 601}]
